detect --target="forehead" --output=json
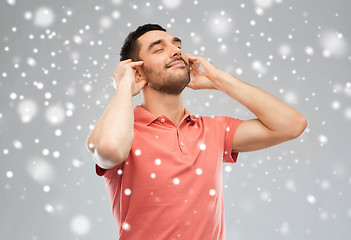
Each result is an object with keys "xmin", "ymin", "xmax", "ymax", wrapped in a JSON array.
[{"xmin": 137, "ymin": 30, "xmax": 176, "ymax": 51}]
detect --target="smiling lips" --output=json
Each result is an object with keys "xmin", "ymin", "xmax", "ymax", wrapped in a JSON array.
[{"xmin": 167, "ymin": 60, "xmax": 186, "ymax": 68}]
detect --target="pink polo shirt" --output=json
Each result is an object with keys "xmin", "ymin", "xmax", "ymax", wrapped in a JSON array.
[{"xmin": 96, "ymin": 105, "xmax": 243, "ymax": 240}]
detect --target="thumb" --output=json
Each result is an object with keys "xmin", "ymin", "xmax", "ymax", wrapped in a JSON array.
[
  {"xmin": 137, "ymin": 80, "xmax": 147, "ymax": 89},
  {"xmin": 186, "ymin": 81, "xmax": 197, "ymax": 90}
]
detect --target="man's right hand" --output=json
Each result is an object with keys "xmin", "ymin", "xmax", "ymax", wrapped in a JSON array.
[{"xmin": 112, "ymin": 59, "xmax": 146, "ymax": 96}]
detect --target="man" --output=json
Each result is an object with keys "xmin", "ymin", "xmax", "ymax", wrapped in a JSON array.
[{"xmin": 87, "ymin": 24, "xmax": 307, "ymax": 240}]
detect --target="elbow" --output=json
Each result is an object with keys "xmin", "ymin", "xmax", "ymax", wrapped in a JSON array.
[
  {"xmin": 288, "ymin": 115, "xmax": 308, "ymax": 140},
  {"xmin": 94, "ymin": 140, "xmax": 127, "ymax": 167},
  {"xmin": 86, "ymin": 137, "xmax": 128, "ymax": 168}
]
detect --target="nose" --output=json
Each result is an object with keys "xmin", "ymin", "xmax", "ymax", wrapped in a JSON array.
[{"xmin": 170, "ymin": 44, "xmax": 182, "ymax": 58}]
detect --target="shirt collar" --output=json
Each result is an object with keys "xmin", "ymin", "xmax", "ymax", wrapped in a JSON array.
[{"xmin": 134, "ymin": 105, "xmax": 196, "ymax": 126}]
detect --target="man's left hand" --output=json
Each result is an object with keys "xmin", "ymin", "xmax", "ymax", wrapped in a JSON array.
[{"xmin": 186, "ymin": 54, "xmax": 227, "ymax": 90}]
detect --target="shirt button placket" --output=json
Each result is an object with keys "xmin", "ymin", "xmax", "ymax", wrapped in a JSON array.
[{"xmin": 177, "ymin": 129, "xmax": 185, "ymax": 152}]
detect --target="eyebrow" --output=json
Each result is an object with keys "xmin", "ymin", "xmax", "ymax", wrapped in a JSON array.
[{"xmin": 147, "ymin": 37, "xmax": 182, "ymax": 51}]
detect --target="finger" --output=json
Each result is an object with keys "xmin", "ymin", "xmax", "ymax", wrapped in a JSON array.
[
  {"xmin": 190, "ymin": 62, "xmax": 202, "ymax": 75},
  {"xmin": 137, "ymin": 80, "xmax": 147, "ymax": 89},
  {"xmin": 186, "ymin": 54, "xmax": 198, "ymax": 62},
  {"xmin": 129, "ymin": 61, "xmax": 144, "ymax": 68},
  {"xmin": 118, "ymin": 59, "xmax": 132, "ymax": 66},
  {"xmin": 121, "ymin": 59, "xmax": 133, "ymax": 63}
]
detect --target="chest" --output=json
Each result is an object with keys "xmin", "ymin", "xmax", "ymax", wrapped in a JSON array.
[{"xmin": 121, "ymin": 125, "xmax": 224, "ymax": 201}]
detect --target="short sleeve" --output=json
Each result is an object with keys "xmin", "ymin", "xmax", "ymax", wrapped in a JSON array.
[
  {"xmin": 222, "ymin": 117, "xmax": 243, "ymax": 163},
  {"xmin": 95, "ymin": 163, "xmax": 123, "ymax": 178}
]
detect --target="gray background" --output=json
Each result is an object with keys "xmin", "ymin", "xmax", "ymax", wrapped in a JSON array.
[{"xmin": 1, "ymin": 0, "xmax": 350, "ymax": 239}]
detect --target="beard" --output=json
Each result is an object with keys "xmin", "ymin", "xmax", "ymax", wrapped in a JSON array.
[{"xmin": 142, "ymin": 59, "xmax": 190, "ymax": 95}]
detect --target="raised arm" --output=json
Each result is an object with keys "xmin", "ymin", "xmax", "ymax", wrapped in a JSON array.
[
  {"xmin": 86, "ymin": 59, "xmax": 146, "ymax": 169},
  {"xmin": 186, "ymin": 54, "xmax": 307, "ymax": 153}
]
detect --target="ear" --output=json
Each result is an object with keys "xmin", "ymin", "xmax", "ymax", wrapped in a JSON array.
[{"xmin": 135, "ymin": 66, "xmax": 147, "ymax": 83}]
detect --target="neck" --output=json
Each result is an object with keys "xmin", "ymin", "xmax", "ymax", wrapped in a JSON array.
[{"xmin": 141, "ymin": 86, "xmax": 185, "ymax": 126}]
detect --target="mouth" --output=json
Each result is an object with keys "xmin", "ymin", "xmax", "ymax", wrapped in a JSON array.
[{"xmin": 167, "ymin": 60, "xmax": 186, "ymax": 69}]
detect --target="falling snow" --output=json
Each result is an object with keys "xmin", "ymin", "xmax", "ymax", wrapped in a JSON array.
[
  {"xmin": 70, "ymin": 215, "xmax": 91, "ymax": 236},
  {"xmin": 1, "ymin": 0, "xmax": 350, "ymax": 240}
]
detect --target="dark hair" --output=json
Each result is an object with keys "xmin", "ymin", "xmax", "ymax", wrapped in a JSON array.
[{"xmin": 120, "ymin": 24, "xmax": 166, "ymax": 61}]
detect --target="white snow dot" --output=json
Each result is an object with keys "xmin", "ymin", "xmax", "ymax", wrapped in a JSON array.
[
  {"xmin": 45, "ymin": 105, "xmax": 65, "ymax": 125},
  {"xmin": 255, "ymin": 7, "xmax": 264, "ymax": 16},
  {"xmin": 122, "ymin": 222, "xmax": 131, "ymax": 231},
  {"xmin": 332, "ymin": 101, "xmax": 340, "ymax": 110},
  {"xmin": 83, "ymin": 84, "xmax": 92, "ymax": 93},
  {"xmin": 42, "ymin": 149, "xmax": 49, "ymax": 156},
  {"xmin": 124, "ymin": 188, "xmax": 131, "ymax": 195},
  {"xmin": 155, "ymin": 158, "xmax": 161, "ymax": 165},
  {"xmin": 27, "ymin": 57, "xmax": 37, "ymax": 66},
  {"xmin": 306, "ymin": 194, "xmax": 316, "ymax": 204},
  {"xmin": 53, "ymin": 151, "xmax": 60, "ymax": 158},
  {"xmin": 13, "ymin": 140, "xmax": 23, "ymax": 149},
  {"xmin": 305, "ymin": 46, "xmax": 314, "ymax": 55},
  {"xmin": 43, "ymin": 185, "xmax": 50, "ymax": 192},
  {"xmin": 320, "ymin": 180, "xmax": 330, "ymax": 190},
  {"xmin": 199, "ymin": 143, "xmax": 206, "ymax": 150},
  {"xmin": 34, "ymin": 7, "xmax": 55, "ymax": 28},
  {"xmin": 318, "ymin": 135, "xmax": 328, "ymax": 145},
  {"xmin": 209, "ymin": 189, "xmax": 216, "ymax": 196},
  {"xmin": 27, "ymin": 158, "xmax": 55, "ymax": 183},
  {"xmin": 17, "ymin": 99, "xmax": 38, "ymax": 123},
  {"xmin": 7, "ymin": 0, "xmax": 16, "ymax": 6},
  {"xmin": 260, "ymin": 191, "xmax": 271, "ymax": 202},
  {"xmin": 196, "ymin": 168, "xmax": 203, "ymax": 175},
  {"xmin": 279, "ymin": 221, "xmax": 290, "ymax": 235},
  {"xmin": 73, "ymin": 35, "xmax": 83, "ymax": 44},
  {"xmin": 72, "ymin": 159, "xmax": 82, "ymax": 168},
  {"xmin": 150, "ymin": 173, "xmax": 156, "ymax": 178},
  {"xmin": 224, "ymin": 165, "xmax": 232, "ymax": 173},
  {"xmin": 135, "ymin": 149, "xmax": 141, "ymax": 156},
  {"xmin": 279, "ymin": 44, "xmax": 291, "ymax": 58},
  {"xmin": 6, "ymin": 171, "xmax": 14, "ymax": 178},
  {"xmin": 112, "ymin": 11, "xmax": 120, "ymax": 19},
  {"xmin": 235, "ymin": 68, "xmax": 243, "ymax": 75},
  {"xmin": 320, "ymin": 30, "xmax": 348, "ymax": 58},
  {"xmin": 99, "ymin": 16, "xmax": 112, "ymax": 29},
  {"xmin": 70, "ymin": 215, "xmax": 91, "ymax": 236},
  {"xmin": 284, "ymin": 91, "xmax": 298, "ymax": 105},
  {"xmin": 45, "ymin": 204, "xmax": 54, "ymax": 213},
  {"xmin": 173, "ymin": 178, "xmax": 180, "ymax": 185},
  {"xmin": 319, "ymin": 211, "xmax": 329, "ymax": 220},
  {"xmin": 55, "ymin": 129, "xmax": 62, "ymax": 136},
  {"xmin": 285, "ymin": 180, "xmax": 296, "ymax": 192}
]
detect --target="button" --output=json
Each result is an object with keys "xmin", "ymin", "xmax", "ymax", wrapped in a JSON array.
[
  {"xmin": 180, "ymin": 141, "xmax": 184, "ymax": 146},
  {"xmin": 160, "ymin": 118, "xmax": 165, "ymax": 123}
]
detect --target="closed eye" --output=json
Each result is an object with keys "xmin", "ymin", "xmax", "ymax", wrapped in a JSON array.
[{"xmin": 154, "ymin": 48, "xmax": 163, "ymax": 53}]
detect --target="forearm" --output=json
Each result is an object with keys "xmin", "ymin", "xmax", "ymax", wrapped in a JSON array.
[
  {"xmin": 87, "ymin": 81, "xmax": 134, "ymax": 165},
  {"xmin": 217, "ymin": 72, "xmax": 307, "ymax": 135}
]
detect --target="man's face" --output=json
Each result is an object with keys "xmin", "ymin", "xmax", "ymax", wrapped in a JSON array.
[{"xmin": 137, "ymin": 30, "xmax": 190, "ymax": 95}]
